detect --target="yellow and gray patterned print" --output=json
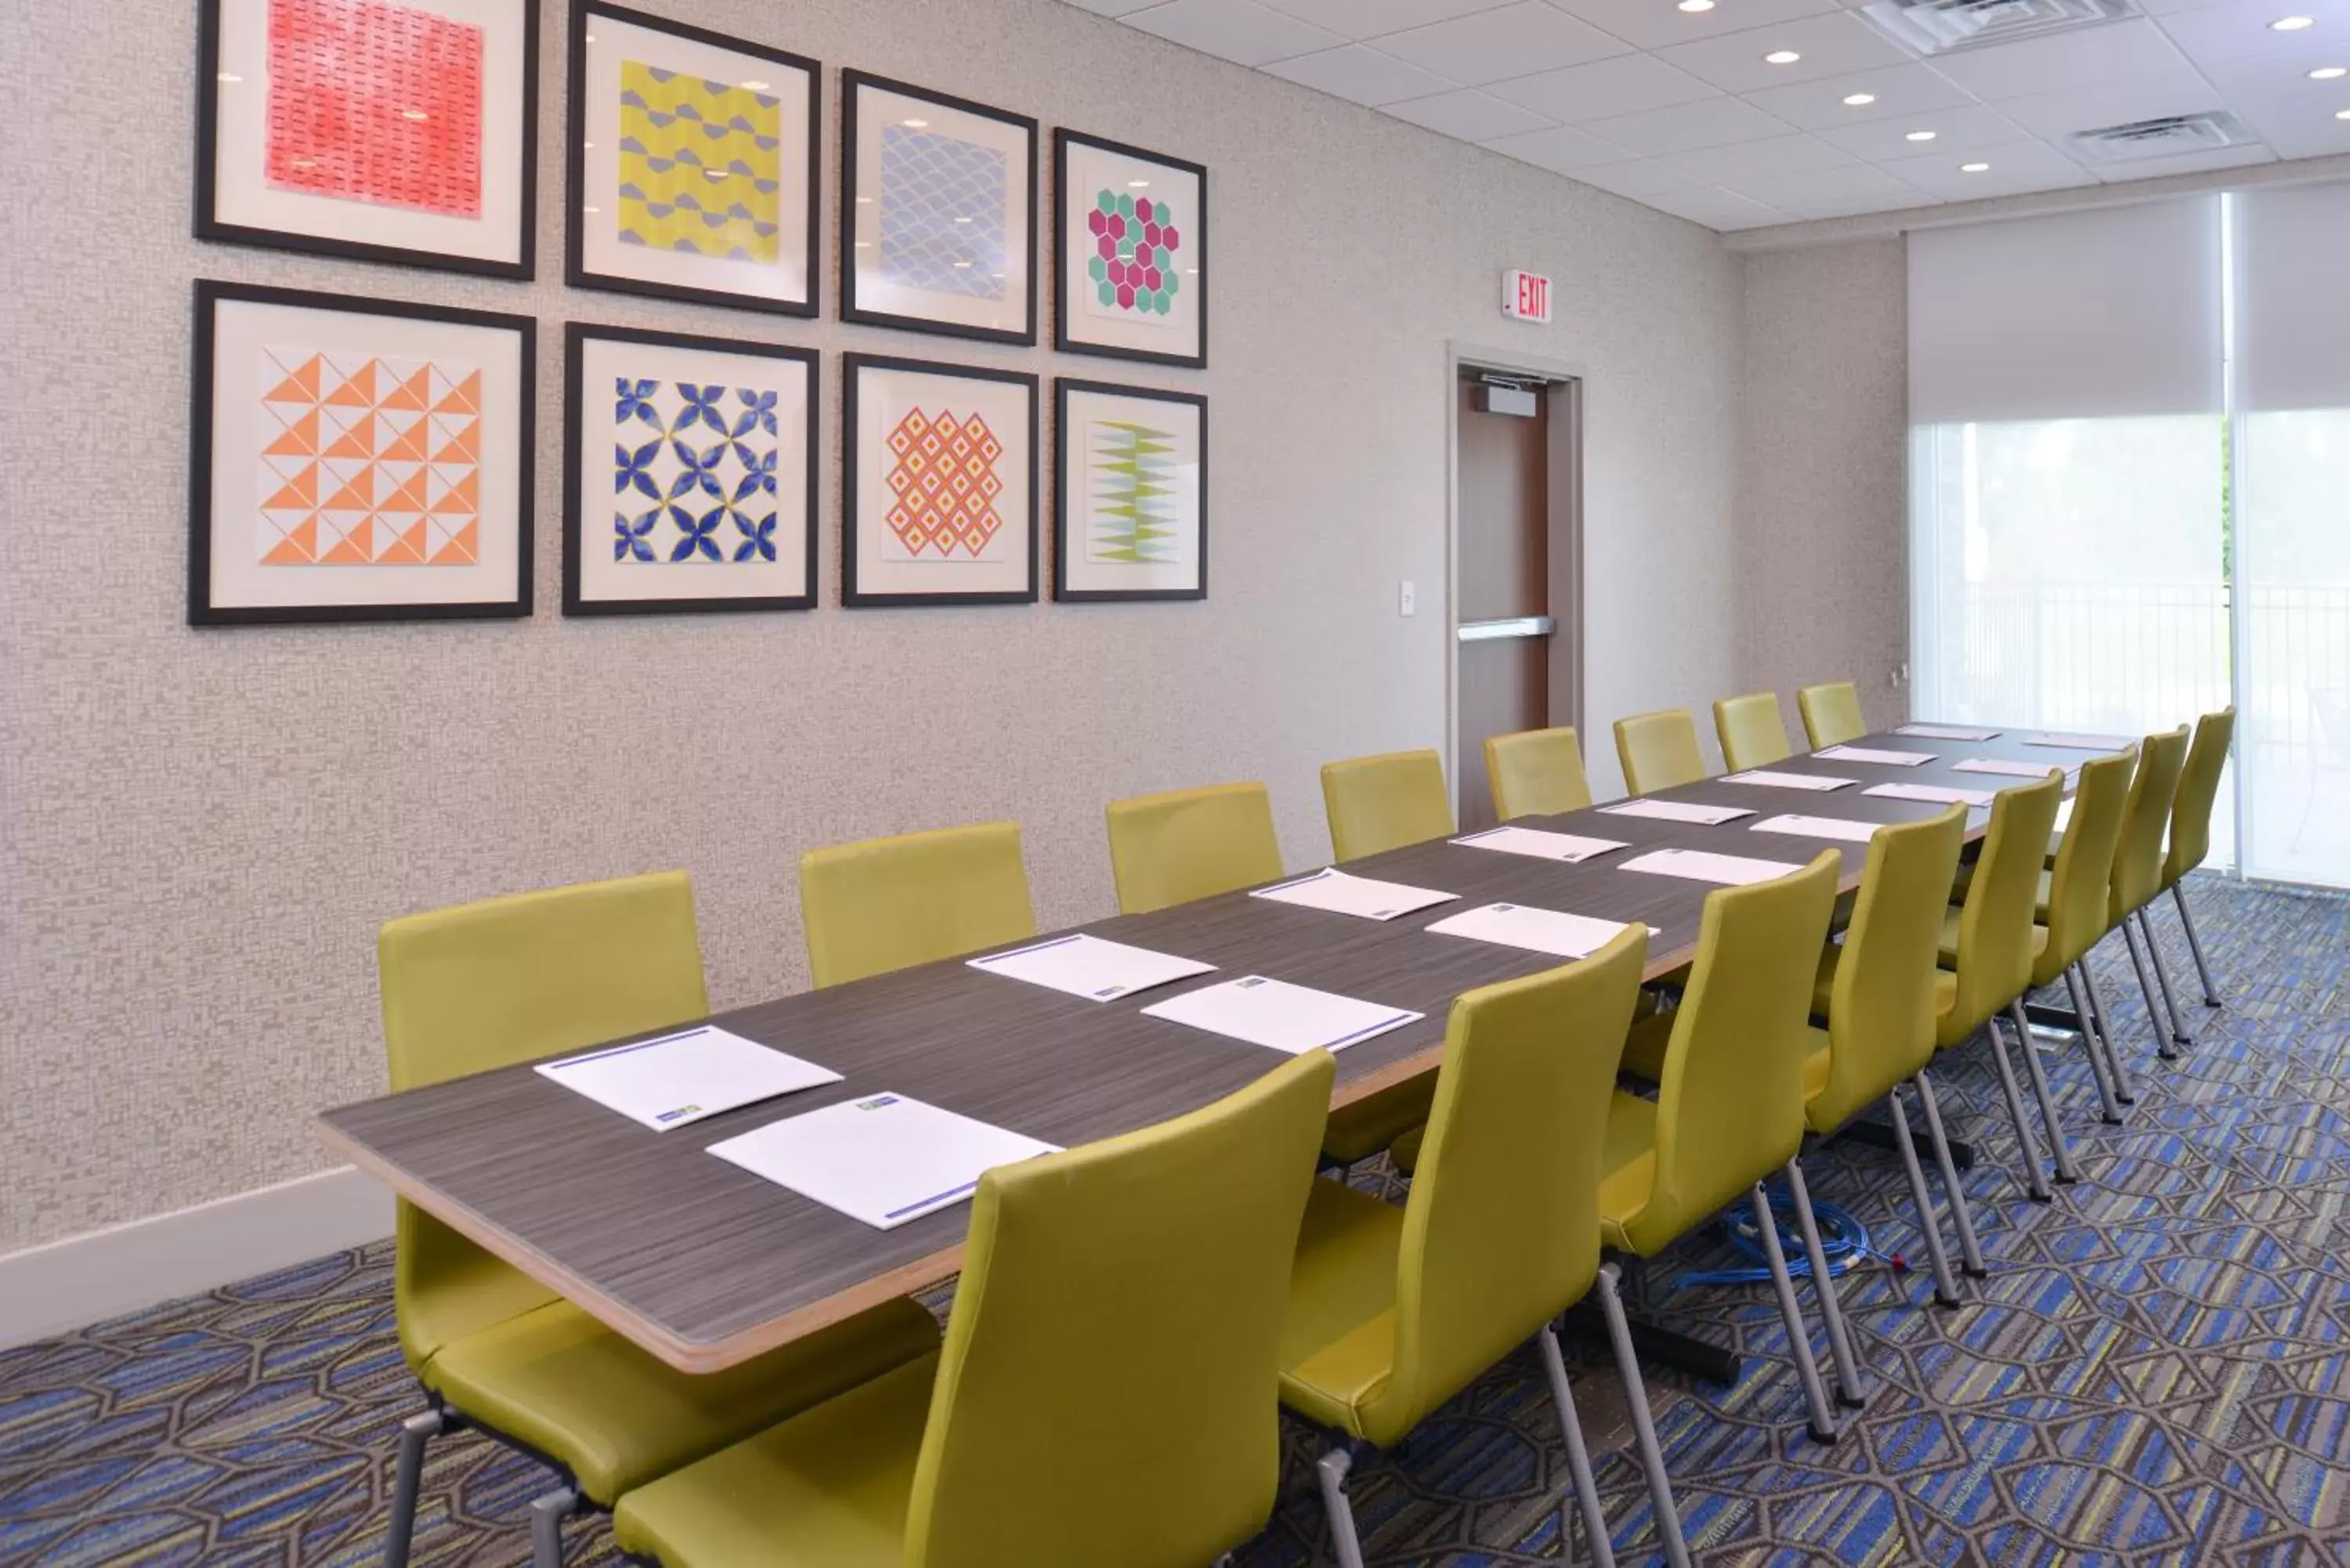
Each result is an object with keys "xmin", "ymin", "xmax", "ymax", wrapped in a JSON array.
[{"xmin": 616, "ymin": 61, "xmax": 782, "ymax": 262}]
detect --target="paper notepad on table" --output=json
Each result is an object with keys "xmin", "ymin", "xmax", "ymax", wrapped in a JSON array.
[
  {"xmin": 1618, "ymin": 847, "xmax": 1806, "ymax": 887},
  {"xmin": 1141, "ymin": 977, "xmax": 1423, "ymax": 1055},
  {"xmin": 1815, "ymin": 745, "xmax": 1935, "ymax": 767},
  {"xmin": 1251, "ymin": 868, "xmax": 1455, "ymax": 921},
  {"xmin": 1426, "ymin": 903, "xmax": 1657, "ymax": 959},
  {"xmin": 2054, "ymin": 797, "xmax": 2075, "ymax": 830},
  {"xmin": 1750, "ymin": 814, "xmax": 1885, "ymax": 845},
  {"xmin": 1723, "ymin": 770, "xmax": 1856, "ymax": 793},
  {"xmin": 1599, "ymin": 799, "xmax": 1754, "ymax": 826},
  {"xmin": 537, "ymin": 1026, "xmax": 841, "ymax": 1132},
  {"xmin": 2023, "ymin": 732, "xmax": 2129, "ymax": 750},
  {"xmin": 1896, "ymin": 724, "xmax": 2001, "ymax": 741},
  {"xmin": 967, "ymin": 933, "xmax": 1212, "ymax": 1001},
  {"xmin": 1451, "ymin": 826, "xmax": 1629, "ymax": 862},
  {"xmin": 707, "ymin": 1093, "xmax": 1058, "ymax": 1230},
  {"xmin": 1952, "ymin": 757, "xmax": 2070, "ymax": 780},
  {"xmin": 1864, "ymin": 782, "xmax": 1996, "ymax": 807}
]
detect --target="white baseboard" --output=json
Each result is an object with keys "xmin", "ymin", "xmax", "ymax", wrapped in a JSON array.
[{"xmin": 0, "ymin": 1166, "xmax": 394, "ymax": 1349}]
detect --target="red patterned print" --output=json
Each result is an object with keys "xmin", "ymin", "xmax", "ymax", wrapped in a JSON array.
[
  {"xmin": 884, "ymin": 408, "xmax": 1006, "ymax": 558},
  {"xmin": 266, "ymin": 0, "xmax": 485, "ymax": 219}
]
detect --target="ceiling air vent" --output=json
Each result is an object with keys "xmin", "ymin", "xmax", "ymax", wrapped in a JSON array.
[
  {"xmin": 1859, "ymin": 0, "xmax": 2138, "ymax": 56},
  {"xmin": 2067, "ymin": 110, "xmax": 2257, "ymax": 164}
]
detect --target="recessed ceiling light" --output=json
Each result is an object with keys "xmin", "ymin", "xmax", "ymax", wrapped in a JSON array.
[
  {"xmin": 903, "ymin": 117, "xmax": 928, "ymax": 128},
  {"xmin": 2312, "ymin": 66, "xmax": 2348, "ymax": 78},
  {"xmin": 582, "ymin": 206, "xmax": 601, "ymax": 215},
  {"xmin": 584, "ymin": 32, "xmax": 595, "ymax": 42},
  {"xmin": 1906, "ymin": 128, "xmax": 1937, "ymax": 141},
  {"xmin": 1842, "ymin": 92, "xmax": 1877, "ymax": 106},
  {"xmin": 1678, "ymin": 0, "xmax": 1715, "ymax": 11},
  {"xmin": 2337, "ymin": 107, "xmax": 2350, "ymax": 118},
  {"xmin": 741, "ymin": 79, "xmax": 770, "ymax": 91},
  {"xmin": 401, "ymin": 108, "xmax": 428, "ymax": 121},
  {"xmin": 855, "ymin": 195, "xmax": 873, "ymax": 204},
  {"xmin": 2272, "ymin": 14, "xmax": 2316, "ymax": 28},
  {"xmin": 1127, "ymin": 179, "xmax": 1150, "ymax": 187},
  {"xmin": 1960, "ymin": 161, "xmax": 1990, "ymax": 172},
  {"xmin": 1764, "ymin": 49, "xmax": 1802, "ymax": 63},
  {"xmin": 218, "ymin": 71, "xmax": 243, "ymax": 83}
]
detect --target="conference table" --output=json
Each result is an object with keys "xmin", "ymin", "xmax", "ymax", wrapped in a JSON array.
[{"xmin": 318, "ymin": 725, "xmax": 2107, "ymax": 1376}]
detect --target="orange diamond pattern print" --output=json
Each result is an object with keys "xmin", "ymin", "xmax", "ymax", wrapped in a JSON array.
[
  {"xmin": 884, "ymin": 407, "xmax": 1005, "ymax": 558},
  {"xmin": 256, "ymin": 348, "xmax": 481, "ymax": 566}
]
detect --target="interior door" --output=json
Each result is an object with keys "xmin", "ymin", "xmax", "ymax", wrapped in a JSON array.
[{"xmin": 1455, "ymin": 375, "xmax": 1552, "ymax": 831}]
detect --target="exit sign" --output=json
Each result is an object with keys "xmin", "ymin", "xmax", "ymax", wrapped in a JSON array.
[{"xmin": 1502, "ymin": 269, "xmax": 1551, "ymax": 323}]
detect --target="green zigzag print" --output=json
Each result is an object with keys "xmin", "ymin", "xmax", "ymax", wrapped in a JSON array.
[{"xmin": 1088, "ymin": 419, "xmax": 1179, "ymax": 565}]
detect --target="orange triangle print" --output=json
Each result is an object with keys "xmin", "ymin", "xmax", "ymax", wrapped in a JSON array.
[
  {"xmin": 381, "ymin": 468, "xmax": 431, "ymax": 511},
  {"xmin": 265, "ymin": 356, "xmax": 323, "ymax": 404},
  {"xmin": 323, "ymin": 466, "xmax": 374, "ymax": 513},
  {"xmin": 381, "ymin": 366, "xmax": 432, "ymax": 411},
  {"xmin": 430, "ymin": 471, "xmax": 479, "ymax": 516},
  {"xmin": 326, "ymin": 360, "xmax": 378, "ymax": 407},
  {"xmin": 321, "ymin": 517, "xmax": 374, "ymax": 564},
  {"xmin": 430, "ymin": 420, "xmax": 479, "ymax": 465},
  {"xmin": 381, "ymin": 520, "xmax": 430, "ymax": 563},
  {"xmin": 381, "ymin": 417, "xmax": 430, "ymax": 462},
  {"xmin": 263, "ymin": 410, "xmax": 320, "ymax": 457},
  {"xmin": 324, "ymin": 414, "xmax": 377, "ymax": 459},
  {"xmin": 261, "ymin": 515, "xmax": 317, "ymax": 565},
  {"xmin": 429, "ymin": 522, "xmax": 479, "ymax": 565},
  {"xmin": 262, "ymin": 463, "xmax": 319, "ymax": 511},
  {"xmin": 432, "ymin": 370, "xmax": 481, "ymax": 415}
]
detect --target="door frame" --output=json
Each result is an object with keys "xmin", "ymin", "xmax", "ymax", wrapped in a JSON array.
[{"xmin": 1443, "ymin": 339, "xmax": 1589, "ymax": 803}]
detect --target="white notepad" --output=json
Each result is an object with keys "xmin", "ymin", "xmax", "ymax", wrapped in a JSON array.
[
  {"xmin": 1450, "ymin": 826, "xmax": 1629, "ymax": 862},
  {"xmin": 1896, "ymin": 724, "xmax": 2001, "ymax": 741},
  {"xmin": 1750, "ymin": 814, "xmax": 1885, "ymax": 845},
  {"xmin": 1864, "ymin": 782, "xmax": 1996, "ymax": 807},
  {"xmin": 1141, "ymin": 977, "xmax": 1423, "ymax": 1055},
  {"xmin": 1952, "ymin": 757, "xmax": 2069, "ymax": 780},
  {"xmin": 967, "ymin": 933, "xmax": 1213, "ymax": 1002},
  {"xmin": 1618, "ymin": 847, "xmax": 1806, "ymax": 887},
  {"xmin": 2023, "ymin": 732, "xmax": 2129, "ymax": 750},
  {"xmin": 1426, "ymin": 903, "xmax": 1656, "ymax": 959},
  {"xmin": 2054, "ymin": 797, "xmax": 2075, "ymax": 830},
  {"xmin": 1599, "ymin": 799, "xmax": 1755, "ymax": 826},
  {"xmin": 1251, "ymin": 868, "xmax": 1456, "ymax": 921},
  {"xmin": 707, "ymin": 1093, "xmax": 1059, "ymax": 1230},
  {"xmin": 1723, "ymin": 770, "xmax": 1856, "ymax": 793},
  {"xmin": 1815, "ymin": 745, "xmax": 1936, "ymax": 767},
  {"xmin": 537, "ymin": 1026, "xmax": 842, "ymax": 1132}
]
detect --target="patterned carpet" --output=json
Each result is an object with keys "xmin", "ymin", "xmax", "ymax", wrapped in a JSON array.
[{"xmin": 3, "ymin": 876, "xmax": 2345, "ymax": 1566}]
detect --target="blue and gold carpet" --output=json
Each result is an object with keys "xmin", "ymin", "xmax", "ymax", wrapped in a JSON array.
[{"xmin": 3, "ymin": 878, "xmax": 2344, "ymax": 1566}]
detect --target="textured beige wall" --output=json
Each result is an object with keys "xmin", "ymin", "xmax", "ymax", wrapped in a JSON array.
[
  {"xmin": 1736, "ymin": 239, "xmax": 1911, "ymax": 742},
  {"xmin": 0, "ymin": 0, "xmax": 1744, "ymax": 1250}
]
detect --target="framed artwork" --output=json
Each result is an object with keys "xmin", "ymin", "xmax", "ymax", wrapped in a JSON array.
[
  {"xmin": 566, "ymin": 2, "xmax": 820, "ymax": 316},
  {"xmin": 564, "ymin": 324, "xmax": 817, "ymax": 616},
  {"xmin": 191, "ymin": 280, "xmax": 534, "ymax": 625},
  {"xmin": 1054, "ymin": 130, "xmax": 1206, "ymax": 369},
  {"xmin": 841, "ymin": 71, "xmax": 1037, "ymax": 346},
  {"xmin": 1054, "ymin": 380, "xmax": 1207, "ymax": 603},
  {"xmin": 197, "ymin": 0, "xmax": 539, "ymax": 276},
  {"xmin": 843, "ymin": 354, "xmax": 1036, "ymax": 608}
]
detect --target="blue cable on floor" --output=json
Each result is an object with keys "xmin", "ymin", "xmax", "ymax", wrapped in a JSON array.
[{"xmin": 1669, "ymin": 1182, "xmax": 1907, "ymax": 1292}]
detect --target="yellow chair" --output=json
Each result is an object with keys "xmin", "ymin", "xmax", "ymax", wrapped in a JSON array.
[
  {"xmin": 801, "ymin": 823, "xmax": 1036, "ymax": 988},
  {"xmin": 1320, "ymin": 749, "xmax": 1453, "ymax": 862},
  {"xmin": 1598, "ymin": 853, "xmax": 1856, "ymax": 1443},
  {"xmin": 2023, "ymin": 748, "xmax": 2142, "ymax": 1133},
  {"xmin": 609, "ymin": 1052, "xmax": 1337, "ymax": 1568},
  {"xmin": 1797, "ymin": 682, "xmax": 1867, "ymax": 750},
  {"xmin": 1713, "ymin": 692, "xmax": 1794, "ymax": 772},
  {"xmin": 2157, "ymin": 707, "xmax": 2235, "ymax": 1006},
  {"xmin": 1613, "ymin": 710, "xmax": 1706, "ymax": 795},
  {"xmin": 378, "ymin": 873, "xmax": 942, "ymax": 1568},
  {"xmin": 1484, "ymin": 726, "xmax": 1593, "ymax": 819},
  {"xmin": 1799, "ymin": 808, "xmax": 1973, "ymax": 1306},
  {"xmin": 2102, "ymin": 727, "xmax": 2195, "ymax": 1057},
  {"xmin": 1106, "ymin": 782, "xmax": 1285, "ymax": 916},
  {"xmin": 1282, "ymin": 928, "xmax": 1683, "ymax": 1568}
]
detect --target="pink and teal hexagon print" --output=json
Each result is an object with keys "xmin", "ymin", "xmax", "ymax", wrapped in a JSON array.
[{"xmin": 1083, "ymin": 189, "xmax": 1181, "ymax": 320}]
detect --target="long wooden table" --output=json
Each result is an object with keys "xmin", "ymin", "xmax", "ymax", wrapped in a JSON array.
[{"xmin": 319, "ymin": 725, "xmax": 2109, "ymax": 1374}]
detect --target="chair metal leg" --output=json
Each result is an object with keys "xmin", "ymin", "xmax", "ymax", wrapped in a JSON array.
[
  {"xmin": 529, "ymin": 1487, "xmax": 578, "ymax": 1568},
  {"xmin": 1317, "ymin": 1447, "xmax": 1367, "ymax": 1568},
  {"xmin": 1593, "ymin": 1262, "xmax": 1691, "ymax": 1568},
  {"xmin": 1538, "ymin": 1326, "xmax": 1618, "ymax": 1568},
  {"xmin": 2171, "ymin": 883, "xmax": 2222, "ymax": 1006},
  {"xmin": 1885, "ymin": 1086, "xmax": 1958, "ymax": 1306},
  {"xmin": 2077, "ymin": 960, "xmax": 2141, "ymax": 1106},
  {"xmin": 2137, "ymin": 909, "xmax": 2194, "ymax": 1049},
  {"xmin": 2070, "ymin": 961, "xmax": 2135, "ymax": 1107},
  {"xmin": 383, "ymin": 1407, "xmax": 446, "ymax": 1568},
  {"xmin": 2012, "ymin": 1001, "xmax": 2087, "ymax": 1184},
  {"xmin": 1911, "ymin": 1069, "xmax": 1988, "ymax": 1275},
  {"xmin": 1980, "ymin": 1015, "xmax": 2052, "ymax": 1202},
  {"xmin": 1751, "ymin": 1183, "xmax": 1840, "ymax": 1443},
  {"xmin": 1783, "ymin": 1158, "xmax": 1868, "ymax": 1411},
  {"xmin": 2119, "ymin": 917, "xmax": 2182, "ymax": 1062}
]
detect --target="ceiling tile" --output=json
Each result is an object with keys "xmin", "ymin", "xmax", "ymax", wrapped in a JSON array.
[
  {"xmin": 2208, "ymin": 51, "xmax": 2350, "ymax": 155},
  {"xmin": 1654, "ymin": 10, "xmax": 1913, "ymax": 92},
  {"xmin": 2137, "ymin": 0, "xmax": 2246, "ymax": 15},
  {"xmin": 1812, "ymin": 101, "xmax": 2033, "ymax": 158},
  {"xmin": 1121, "ymin": 0, "xmax": 1347, "ymax": 64},
  {"xmin": 1380, "ymin": 86, "xmax": 1562, "ymax": 136},
  {"xmin": 1368, "ymin": 1, "xmax": 1635, "ymax": 85},
  {"xmin": 1925, "ymin": 17, "xmax": 2198, "ymax": 100},
  {"xmin": 1667, "ymin": 131, "xmax": 1860, "ymax": 179},
  {"xmin": 1546, "ymin": 0, "xmax": 1841, "ymax": 51},
  {"xmin": 1990, "ymin": 65, "xmax": 2226, "ymax": 137},
  {"xmin": 1876, "ymin": 137, "xmax": 2097, "ymax": 197},
  {"xmin": 1068, "ymin": 0, "xmax": 1161, "ymax": 13},
  {"xmin": 1255, "ymin": 0, "xmax": 1519, "ymax": 38},
  {"xmin": 1781, "ymin": 190, "xmax": 1945, "ymax": 217},
  {"xmin": 2157, "ymin": 0, "xmax": 2350, "ymax": 69},
  {"xmin": 1567, "ymin": 158, "xmax": 1712, "ymax": 195},
  {"xmin": 2088, "ymin": 143, "xmax": 2278, "ymax": 179},
  {"xmin": 1479, "ymin": 122, "xmax": 1636, "ymax": 168},
  {"xmin": 1718, "ymin": 160, "xmax": 1919, "ymax": 202},
  {"xmin": 1578, "ymin": 92, "xmax": 1799, "ymax": 151},
  {"xmin": 1640, "ymin": 186, "xmax": 1788, "ymax": 227},
  {"xmin": 1485, "ymin": 52, "xmax": 1722, "ymax": 121},
  {"xmin": 1262, "ymin": 43, "xmax": 1460, "ymax": 102},
  {"xmin": 1740, "ymin": 61, "xmax": 1980, "ymax": 128}
]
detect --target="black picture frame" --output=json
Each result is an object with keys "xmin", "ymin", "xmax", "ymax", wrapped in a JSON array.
[
  {"xmin": 1054, "ymin": 378, "xmax": 1208, "ymax": 604},
  {"xmin": 1054, "ymin": 128, "xmax": 1207, "ymax": 370},
  {"xmin": 564, "ymin": 1, "xmax": 822, "ymax": 317},
  {"xmin": 839, "ymin": 70, "xmax": 1039, "ymax": 347},
  {"xmin": 562, "ymin": 322, "xmax": 820, "ymax": 616},
  {"xmin": 841, "ymin": 352, "xmax": 1039, "ymax": 609},
  {"xmin": 190, "ymin": 280, "xmax": 537, "ymax": 627},
  {"xmin": 194, "ymin": 0, "xmax": 540, "ymax": 279}
]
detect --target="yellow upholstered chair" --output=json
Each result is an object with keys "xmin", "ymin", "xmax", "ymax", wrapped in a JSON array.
[
  {"xmin": 609, "ymin": 1052, "xmax": 1337, "ymax": 1568},
  {"xmin": 1485, "ymin": 726, "xmax": 1594, "ymax": 820},
  {"xmin": 1105, "ymin": 782, "xmax": 1285, "ymax": 916},
  {"xmin": 1598, "ymin": 854, "xmax": 1856, "ymax": 1443},
  {"xmin": 1797, "ymin": 682, "xmax": 1867, "ymax": 750},
  {"xmin": 378, "ymin": 873, "xmax": 942, "ymax": 1568},
  {"xmin": 1321, "ymin": 749, "xmax": 1453, "ymax": 862},
  {"xmin": 2102, "ymin": 728, "xmax": 2195, "ymax": 1057},
  {"xmin": 1713, "ymin": 692, "xmax": 1794, "ymax": 772},
  {"xmin": 2157, "ymin": 707, "xmax": 2235, "ymax": 1006},
  {"xmin": 801, "ymin": 823, "xmax": 1036, "ymax": 988},
  {"xmin": 1613, "ymin": 710, "xmax": 1706, "ymax": 795},
  {"xmin": 1282, "ymin": 928, "xmax": 1683, "ymax": 1568},
  {"xmin": 2022, "ymin": 749, "xmax": 2141, "ymax": 1133},
  {"xmin": 1799, "ymin": 809, "xmax": 1974, "ymax": 1306}
]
